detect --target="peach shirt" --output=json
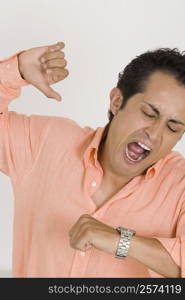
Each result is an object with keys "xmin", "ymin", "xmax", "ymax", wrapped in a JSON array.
[{"xmin": 0, "ymin": 54, "xmax": 184, "ymax": 278}]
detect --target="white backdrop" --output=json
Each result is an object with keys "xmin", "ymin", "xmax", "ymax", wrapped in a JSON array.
[{"xmin": 0, "ymin": 0, "xmax": 185, "ymax": 276}]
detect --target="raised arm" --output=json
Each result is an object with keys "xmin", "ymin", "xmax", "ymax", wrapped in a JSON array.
[{"xmin": 0, "ymin": 42, "xmax": 68, "ymax": 178}]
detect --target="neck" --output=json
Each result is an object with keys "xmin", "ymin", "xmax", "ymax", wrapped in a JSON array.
[{"xmin": 98, "ymin": 126, "xmax": 133, "ymax": 191}]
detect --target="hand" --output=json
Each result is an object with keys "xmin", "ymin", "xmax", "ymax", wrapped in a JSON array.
[
  {"xmin": 18, "ymin": 42, "xmax": 69, "ymax": 101},
  {"xmin": 69, "ymin": 214, "xmax": 120, "ymax": 254}
]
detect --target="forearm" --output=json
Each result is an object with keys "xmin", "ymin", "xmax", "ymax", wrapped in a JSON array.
[
  {"xmin": 128, "ymin": 235, "xmax": 180, "ymax": 278},
  {"xmin": 69, "ymin": 215, "xmax": 181, "ymax": 277}
]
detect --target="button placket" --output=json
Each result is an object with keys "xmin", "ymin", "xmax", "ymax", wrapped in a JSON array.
[
  {"xmin": 90, "ymin": 180, "xmax": 97, "ymax": 187},
  {"xmin": 79, "ymin": 251, "xmax": 85, "ymax": 257},
  {"xmin": 83, "ymin": 165, "xmax": 102, "ymax": 209},
  {"xmin": 69, "ymin": 249, "xmax": 92, "ymax": 277}
]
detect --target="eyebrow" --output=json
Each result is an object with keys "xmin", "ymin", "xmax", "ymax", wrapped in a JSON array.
[{"xmin": 143, "ymin": 101, "xmax": 185, "ymax": 127}]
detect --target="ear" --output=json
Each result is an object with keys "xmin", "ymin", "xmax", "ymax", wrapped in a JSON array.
[{"xmin": 109, "ymin": 88, "xmax": 123, "ymax": 116}]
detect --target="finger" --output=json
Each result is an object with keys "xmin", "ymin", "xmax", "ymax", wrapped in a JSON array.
[
  {"xmin": 46, "ymin": 68, "xmax": 69, "ymax": 82},
  {"xmin": 69, "ymin": 225, "xmax": 76, "ymax": 237},
  {"xmin": 69, "ymin": 221, "xmax": 80, "ymax": 239},
  {"xmin": 69, "ymin": 220, "xmax": 85, "ymax": 243},
  {"xmin": 73, "ymin": 240, "xmax": 92, "ymax": 252},
  {"xmin": 69, "ymin": 214, "xmax": 91, "ymax": 239},
  {"xmin": 70, "ymin": 220, "xmax": 91, "ymax": 245},
  {"xmin": 43, "ymin": 58, "xmax": 67, "ymax": 69},
  {"xmin": 47, "ymin": 42, "xmax": 65, "ymax": 53},
  {"xmin": 40, "ymin": 51, "xmax": 65, "ymax": 63},
  {"xmin": 70, "ymin": 228, "xmax": 85, "ymax": 249},
  {"xmin": 71, "ymin": 228, "xmax": 92, "ymax": 251},
  {"xmin": 84, "ymin": 242, "xmax": 92, "ymax": 251}
]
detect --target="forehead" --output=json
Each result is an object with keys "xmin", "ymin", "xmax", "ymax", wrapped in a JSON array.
[{"xmin": 141, "ymin": 71, "xmax": 185, "ymax": 118}]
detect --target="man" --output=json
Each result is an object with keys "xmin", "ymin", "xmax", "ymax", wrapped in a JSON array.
[{"xmin": 0, "ymin": 42, "xmax": 184, "ymax": 277}]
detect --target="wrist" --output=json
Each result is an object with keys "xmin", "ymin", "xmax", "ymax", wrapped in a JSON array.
[
  {"xmin": 127, "ymin": 235, "xmax": 137, "ymax": 257},
  {"xmin": 17, "ymin": 52, "xmax": 26, "ymax": 80},
  {"xmin": 115, "ymin": 227, "xmax": 136, "ymax": 259}
]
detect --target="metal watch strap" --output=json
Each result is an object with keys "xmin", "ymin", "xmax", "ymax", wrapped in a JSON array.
[{"xmin": 115, "ymin": 227, "xmax": 136, "ymax": 259}]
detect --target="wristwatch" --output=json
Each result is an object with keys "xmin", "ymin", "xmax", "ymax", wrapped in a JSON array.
[{"xmin": 115, "ymin": 227, "xmax": 136, "ymax": 259}]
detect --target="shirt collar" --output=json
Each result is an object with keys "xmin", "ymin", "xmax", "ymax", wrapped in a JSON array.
[
  {"xmin": 144, "ymin": 150, "xmax": 180, "ymax": 180},
  {"xmin": 83, "ymin": 125, "xmax": 176, "ymax": 180},
  {"xmin": 83, "ymin": 127, "xmax": 105, "ymax": 168}
]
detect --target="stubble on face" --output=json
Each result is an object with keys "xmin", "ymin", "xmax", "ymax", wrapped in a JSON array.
[{"xmin": 99, "ymin": 72, "xmax": 185, "ymax": 185}]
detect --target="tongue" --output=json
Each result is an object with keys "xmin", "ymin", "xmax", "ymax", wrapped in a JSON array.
[
  {"xmin": 128, "ymin": 142, "xmax": 145, "ymax": 154},
  {"xmin": 127, "ymin": 142, "xmax": 145, "ymax": 160}
]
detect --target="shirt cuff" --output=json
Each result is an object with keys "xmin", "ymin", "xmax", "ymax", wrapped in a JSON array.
[{"xmin": 0, "ymin": 51, "xmax": 29, "ymax": 87}]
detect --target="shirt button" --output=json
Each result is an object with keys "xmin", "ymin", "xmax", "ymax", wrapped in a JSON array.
[
  {"xmin": 90, "ymin": 181, "xmax": 97, "ymax": 187},
  {"xmin": 79, "ymin": 251, "xmax": 85, "ymax": 257}
]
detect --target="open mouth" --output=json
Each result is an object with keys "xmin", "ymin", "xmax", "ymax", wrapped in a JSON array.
[{"xmin": 124, "ymin": 141, "xmax": 151, "ymax": 164}]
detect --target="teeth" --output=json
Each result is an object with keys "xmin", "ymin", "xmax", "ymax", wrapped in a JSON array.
[
  {"xmin": 126, "ymin": 146, "xmax": 145, "ymax": 162},
  {"xmin": 137, "ymin": 142, "xmax": 151, "ymax": 151}
]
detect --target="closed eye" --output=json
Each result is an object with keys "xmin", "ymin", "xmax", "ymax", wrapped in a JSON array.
[
  {"xmin": 142, "ymin": 110, "xmax": 179, "ymax": 133},
  {"xmin": 167, "ymin": 126, "xmax": 177, "ymax": 133},
  {"xmin": 142, "ymin": 111, "xmax": 155, "ymax": 118}
]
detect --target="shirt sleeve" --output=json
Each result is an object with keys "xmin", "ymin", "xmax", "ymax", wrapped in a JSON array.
[
  {"xmin": 0, "ymin": 53, "xmax": 56, "ymax": 182},
  {"xmin": 0, "ymin": 52, "xmax": 28, "ymax": 112},
  {"xmin": 153, "ymin": 200, "xmax": 185, "ymax": 278}
]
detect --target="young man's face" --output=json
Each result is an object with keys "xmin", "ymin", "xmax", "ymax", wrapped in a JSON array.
[{"xmin": 103, "ymin": 71, "xmax": 185, "ymax": 179}]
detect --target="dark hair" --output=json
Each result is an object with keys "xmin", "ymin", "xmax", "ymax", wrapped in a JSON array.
[{"xmin": 108, "ymin": 48, "xmax": 185, "ymax": 122}]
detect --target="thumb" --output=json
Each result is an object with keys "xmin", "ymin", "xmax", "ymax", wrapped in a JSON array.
[{"xmin": 36, "ymin": 81, "xmax": 62, "ymax": 101}]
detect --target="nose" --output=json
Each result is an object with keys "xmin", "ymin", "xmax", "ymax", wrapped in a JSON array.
[{"xmin": 144, "ymin": 121, "xmax": 163, "ymax": 144}]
